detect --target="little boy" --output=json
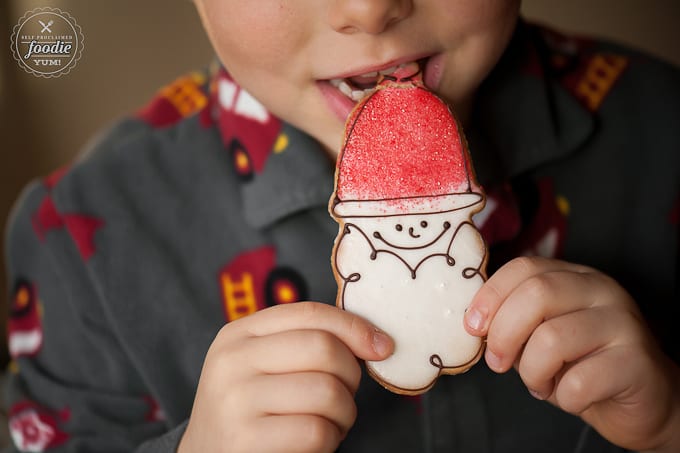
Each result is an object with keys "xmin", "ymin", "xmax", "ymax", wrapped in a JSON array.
[{"xmin": 5, "ymin": 1, "xmax": 680, "ymax": 452}]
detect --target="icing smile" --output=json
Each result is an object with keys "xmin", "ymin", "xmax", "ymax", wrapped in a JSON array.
[{"xmin": 372, "ymin": 221, "xmax": 451, "ymax": 250}]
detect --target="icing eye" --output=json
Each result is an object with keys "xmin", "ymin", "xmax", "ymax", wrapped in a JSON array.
[
  {"xmin": 420, "ymin": 221, "xmax": 428, "ymax": 228},
  {"xmin": 395, "ymin": 224, "xmax": 403, "ymax": 231},
  {"xmin": 443, "ymin": 221, "xmax": 451, "ymax": 229}
]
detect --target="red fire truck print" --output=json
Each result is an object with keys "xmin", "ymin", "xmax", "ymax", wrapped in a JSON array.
[
  {"xmin": 136, "ymin": 72, "xmax": 209, "ymax": 128},
  {"xmin": 8, "ymin": 401, "xmax": 70, "ymax": 452},
  {"xmin": 216, "ymin": 70, "xmax": 283, "ymax": 180},
  {"xmin": 524, "ymin": 26, "xmax": 628, "ymax": 113},
  {"xmin": 219, "ymin": 246, "xmax": 307, "ymax": 322},
  {"xmin": 8, "ymin": 279, "xmax": 44, "ymax": 358}
]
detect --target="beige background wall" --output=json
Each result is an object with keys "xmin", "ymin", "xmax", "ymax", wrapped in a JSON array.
[{"xmin": 1, "ymin": 1, "xmax": 680, "ymax": 369}]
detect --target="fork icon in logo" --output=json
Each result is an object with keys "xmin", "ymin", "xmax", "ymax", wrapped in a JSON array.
[{"xmin": 38, "ymin": 19, "xmax": 53, "ymax": 33}]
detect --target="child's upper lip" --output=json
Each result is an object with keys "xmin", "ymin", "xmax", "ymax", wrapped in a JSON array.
[{"xmin": 321, "ymin": 53, "xmax": 433, "ymax": 81}]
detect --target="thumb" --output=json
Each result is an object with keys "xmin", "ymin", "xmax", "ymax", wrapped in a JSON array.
[{"xmin": 234, "ymin": 302, "xmax": 394, "ymax": 360}]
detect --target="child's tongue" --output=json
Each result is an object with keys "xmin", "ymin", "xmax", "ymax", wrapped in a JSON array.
[{"xmin": 390, "ymin": 61, "xmax": 421, "ymax": 80}]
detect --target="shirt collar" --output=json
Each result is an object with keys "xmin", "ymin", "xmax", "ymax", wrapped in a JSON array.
[
  {"xmin": 467, "ymin": 19, "xmax": 595, "ymax": 186},
  {"xmin": 239, "ymin": 124, "xmax": 335, "ymax": 229},
  {"xmin": 210, "ymin": 19, "xmax": 595, "ymax": 229},
  {"xmin": 209, "ymin": 66, "xmax": 334, "ymax": 229}
]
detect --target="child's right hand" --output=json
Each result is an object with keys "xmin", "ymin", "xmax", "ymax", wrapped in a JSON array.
[{"xmin": 177, "ymin": 302, "xmax": 394, "ymax": 453}]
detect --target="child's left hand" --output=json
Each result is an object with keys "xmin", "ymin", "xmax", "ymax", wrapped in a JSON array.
[{"xmin": 464, "ymin": 256, "xmax": 680, "ymax": 453}]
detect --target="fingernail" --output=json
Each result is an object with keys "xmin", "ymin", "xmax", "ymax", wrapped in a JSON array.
[
  {"xmin": 466, "ymin": 307, "xmax": 485, "ymax": 332},
  {"xmin": 372, "ymin": 328, "xmax": 393, "ymax": 357},
  {"xmin": 529, "ymin": 389, "xmax": 546, "ymax": 400},
  {"xmin": 486, "ymin": 349, "xmax": 503, "ymax": 372}
]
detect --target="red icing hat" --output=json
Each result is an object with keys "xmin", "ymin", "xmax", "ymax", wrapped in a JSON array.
[{"xmin": 332, "ymin": 80, "xmax": 483, "ymax": 218}]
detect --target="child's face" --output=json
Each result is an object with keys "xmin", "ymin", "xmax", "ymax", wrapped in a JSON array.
[{"xmin": 194, "ymin": 0, "xmax": 520, "ymax": 154}]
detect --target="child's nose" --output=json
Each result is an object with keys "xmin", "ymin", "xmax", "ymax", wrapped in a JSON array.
[{"xmin": 328, "ymin": 0, "xmax": 413, "ymax": 35}]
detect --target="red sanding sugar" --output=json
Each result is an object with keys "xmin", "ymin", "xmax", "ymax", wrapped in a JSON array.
[{"xmin": 337, "ymin": 85, "xmax": 471, "ymax": 202}]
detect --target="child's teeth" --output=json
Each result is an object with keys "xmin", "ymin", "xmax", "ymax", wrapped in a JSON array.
[
  {"xmin": 338, "ymin": 80, "xmax": 353, "ymax": 97},
  {"xmin": 330, "ymin": 62, "xmax": 422, "ymax": 103},
  {"xmin": 331, "ymin": 79, "xmax": 375, "ymax": 102},
  {"xmin": 350, "ymin": 90, "xmax": 366, "ymax": 101}
]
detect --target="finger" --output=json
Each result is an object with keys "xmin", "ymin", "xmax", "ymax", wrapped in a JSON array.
[
  {"xmin": 244, "ymin": 329, "xmax": 363, "ymax": 393},
  {"xmin": 517, "ymin": 305, "xmax": 620, "ymax": 398},
  {"xmin": 248, "ymin": 373, "xmax": 357, "ymax": 436},
  {"xmin": 548, "ymin": 346, "xmax": 638, "ymax": 416},
  {"xmin": 230, "ymin": 302, "xmax": 394, "ymax": 360},
  {"xmin": 555, "ymin": 346, "xmax": 680, "ymax": 452},
  {"xmin": 250, "ymin": 415, "xmax": 342, "ymax": 453},
  {"xmin": 465, "ymin": 257, "xmax": 592, "ymax": 336},
  {"xmin": 484, "ymin": 270, "xmax": 613, "ymax": 372}
]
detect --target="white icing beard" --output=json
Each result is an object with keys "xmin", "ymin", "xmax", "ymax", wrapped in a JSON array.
[{"xmin": 334, "ymin": 206, "xmax": 486, "ymax": 393}]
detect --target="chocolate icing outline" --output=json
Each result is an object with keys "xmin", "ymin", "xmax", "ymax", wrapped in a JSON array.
[
  {"xmin": 372, "ymin": 220, "xmax": 452, "ymax": 251},
  {"xmin": 331, "ymin": 192, "xmax": 484, "ymax": 218},
  {"xmin": 334, "ymin": 221, "xmax": 486, "ymax": 281}
]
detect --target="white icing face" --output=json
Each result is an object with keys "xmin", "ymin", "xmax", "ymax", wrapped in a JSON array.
[
  {"xmin": 370, "ymin": 213, "xmax": 451, "ymax": 249},
  {"xmin": 350, "ymin": 204, "xmax": 480, "ymax": 251}
]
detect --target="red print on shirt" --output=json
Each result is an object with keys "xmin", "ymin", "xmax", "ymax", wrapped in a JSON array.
[
  {"xmin": 32, "ymin": 195, "xmax": 104, "ymax": 261},
  {"xmin": 31, "ymin": 168, "xmax": 104, "ymax": 261},
  {"xmin": 215, "ymin": 70, "xmax": 283, "ymax": 180},
  {"xmin": 7, "ymin": 279, "xmax": 43, "ymax": 358},
  {"xmin": 476, "ymin": 178, "xmax": 568, "ymax": 270},
  {"xmin": 143, "ymin": 396, "xmax": 166, "ymax": 423},
  {"xmin": 523, "ymin": 25, "xmax": 628, "ymax": 112},
  {"xmin": 8, "ymin": 401, "xmax": 70, "ymax": 452},
  {"xmin": 136, "ymin": 72, "xmax": 210, "ymax": 128},
  {"xmin": 218, "ymin": 246, "xmax": 308, "ymax": 322}
]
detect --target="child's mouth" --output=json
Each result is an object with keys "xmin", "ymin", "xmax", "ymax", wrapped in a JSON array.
[
  {"xmin": 318, "ymin": 57, "xmax": 437, "ymax": 124},
  {"xmin": 328, "ymin": 60, "xmax": 423, "ymax": 102}
]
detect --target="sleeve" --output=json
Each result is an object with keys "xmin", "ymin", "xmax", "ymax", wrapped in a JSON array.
[{"xmin": 3, "ymin": 181, "xmax": 187, "ymax": 452}]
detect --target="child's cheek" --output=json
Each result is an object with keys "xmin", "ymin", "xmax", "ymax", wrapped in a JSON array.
[{"xmin": 198, "ymin": 0, "xmax": 305, "ymax": 71}]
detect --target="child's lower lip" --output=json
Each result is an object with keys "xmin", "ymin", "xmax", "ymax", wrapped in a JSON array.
[{"xmin": 317, "ymin": 80, "xmax": 356, "ymax": 123}]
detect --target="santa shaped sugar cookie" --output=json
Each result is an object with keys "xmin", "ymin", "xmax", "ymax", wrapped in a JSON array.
[{"xmin": 329, "ymin": 73, "xmax": 488, "ymax": 395}]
